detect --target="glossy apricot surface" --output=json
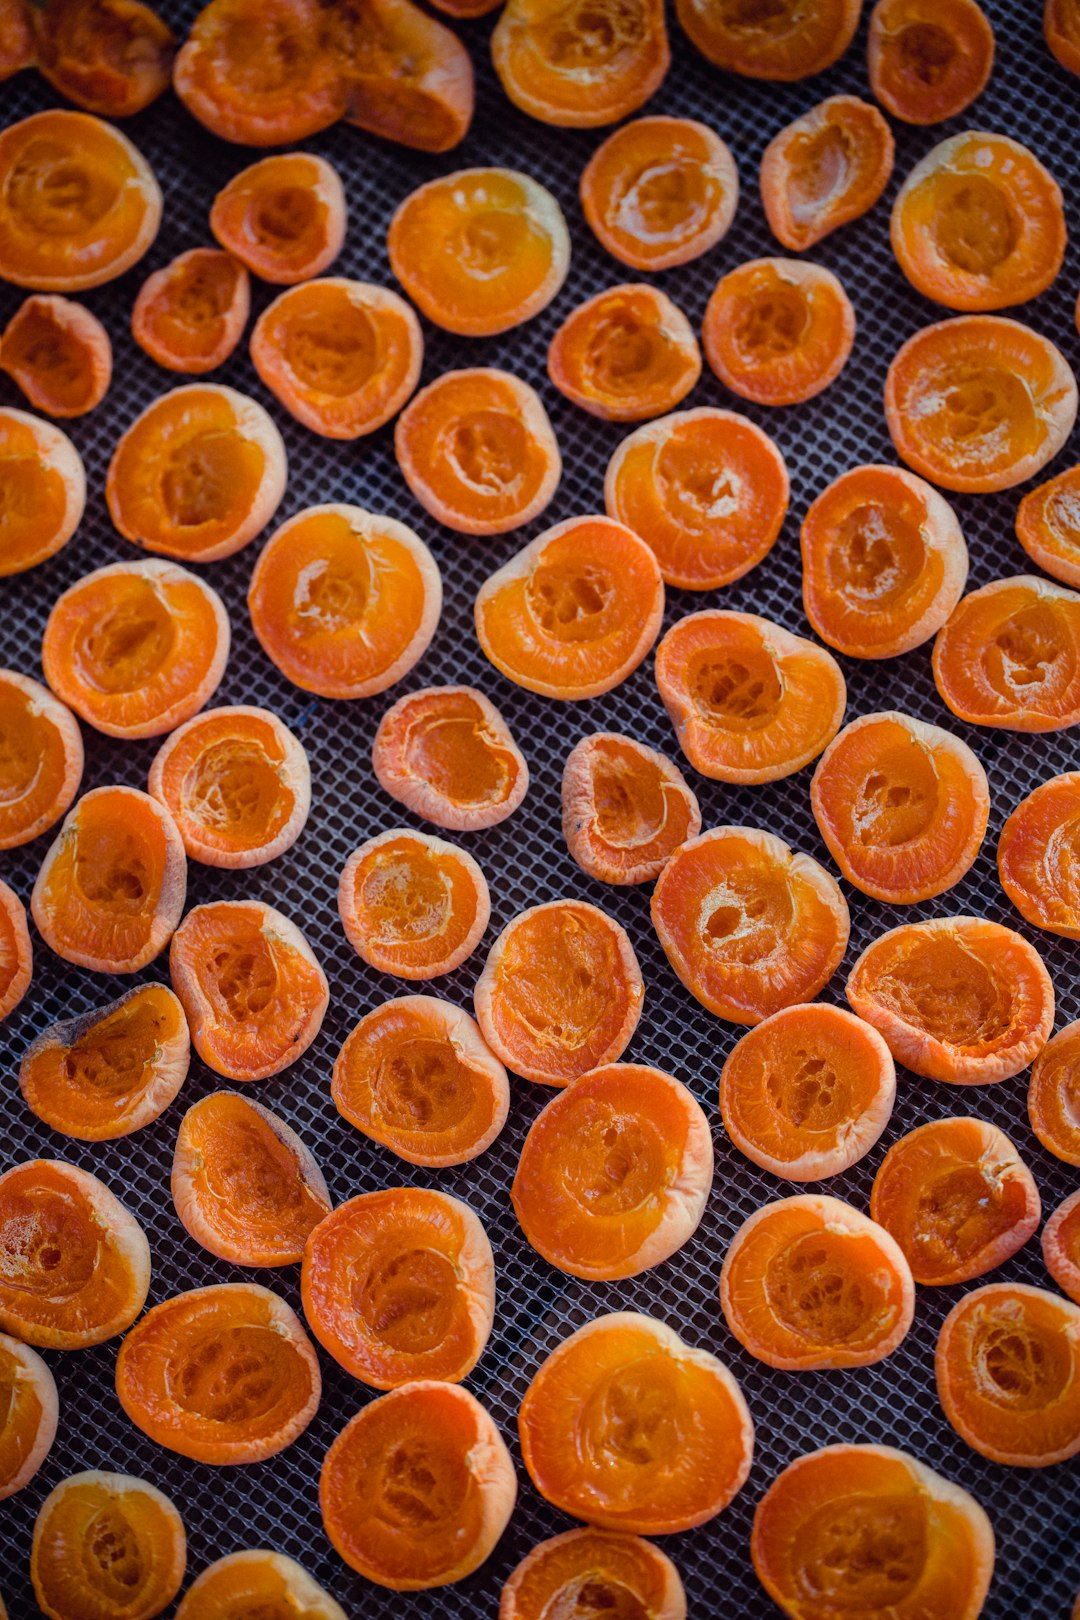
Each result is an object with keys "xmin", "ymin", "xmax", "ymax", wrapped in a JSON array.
[
  {"xmin": 338, "ymin": 829, "xmax": 489, "ymax": 978},
  {"xmin": 0, "ymin": 880, "xmax": 31, "ymax": 1023},
  {"xmin": 33, "ymin": 0, "xmax": 174, "ymax": 118},
  {"xmin": 373, "ymin": 686, "xmax": 528, "ymax": 830},
  {"xmin": 933, "ymin": 575, "xmax": 1080, "ymax": 730},
  {"xmin": 31, "ymin": 1470, "xmax": 185, "ymax": 1620},
  {"xmin": 337, "ymin": 0, "xmax": 475, "ymax": 154},
  {"xmin": 548, "ymin": 284, "xmax": 701, "ymax": 421},
  {"xmin": 678, "ymin": 0, "xmax": 861, "ymax": 78},
  {"xmin": 174, "ymin": 1552, "xmax": 347, "ymax": 1620},
  {"xmin": 211, "ymin": 153, "xmax": 345, "ymax": 285},
  {"xmin": 581, "ymin": 116, "xmax": 738, "ymax": 270},
  {"xmin": 0, "ymin": 406, "xmax": 85, "ymax": 577},
  {"xmin": 500, "ymin": 1529, "xmax": 687, "ymax": 1620},
  {"xmin": 869, "ymin": 0, "xmax": 995, "ymax": 123},
  {"xmin": 761, "ymin": 95, "xmax": 894, "ymax": 251},
  {"xmin": 1028, "ymin": 1019, "xmax": 1080, "ymax": 1164},
  {"xmin": 1042, "ymin": 1188, "xmax": 1080, "ymax": 1303},
  {"xmin": 0, "ymin": 1334, "xmax": 57, "ymax": 1501},
  {"xmin": 1, "ymin": 295, "xmax": 111, "ymax": 418},
  {"xmin": 1016, "ymin": 463, "xmax": 1080, "ymax": 587},
  {"xmin": 131, "ymin": 248, "xmax": 250, "ymax": 375},
  {"xmin": 0, "ymin": 671, "xmax": 82, "ymax": 850},
  {"xmin": 703, "ymin": 257, "xmax": 855, "ymax": 406},
  {"xmin": 492, "ymin": 0, "xmax": 669, "ymax": 126},
  {"xmin": 999, "ymin": 771, "xmax": 1080, "ymax": 935},
  {"xmin": 1047, "ymin": 0, "xmax": 1080, "ymax": 72},
  {"xmin": 562, "ymin": 732, "xmax": 701, "ymax": 885}
]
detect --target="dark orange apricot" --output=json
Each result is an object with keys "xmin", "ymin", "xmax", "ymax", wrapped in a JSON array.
[
  {"xmin": 19, "ymin": 983, "xmax": 190, "ymax": 1141},
  {"xmin": 492, "ymin": 0, "xmax": 669, "ymax": 126},
  {"xmin": 148, "ymin": 705, "xmax": 310, "ymax": 870},
  {"xmin": 810, "ymin": 710, "xmax": 989, "ymax": 903},
  {"xmin": 548, "ymin": 284, "xmax": 701, "ymax": 422},
  {"xmin": 562, "ymin": 731, "xmax": 701, "ymax": 885},
  {"xmin": 0, "ymin": 1334, "xmax": 56, "ymax": 1501},
  {"xmin": 475, "ymin": 516, "xmax": 664, "ymax": 699},
  {"xmin": 655, "ymin": 610, "xmax": 845, "ymax": 784},
  {"xmin": 211, "ymin": 154, "xmax": 345, "ymax": 285},
  {"xmin": 338, "ymin": 829, "xmax": 490, "ymax": 978},
  {"xmin": 0, "ymin": 407, "xmax": 85, "ymax": 577},
  {"xmin": 752, "ymin": 1444, "xmax": 995, "ymax": 1620},
  {"xmin": 332, "ymin": 996, "xmax": 509, "ymax": 1167},
  {"xmin": 606, "ymin": 408, "xmax": 788, "ymax": 591},
  {"xmin": 172, "ymin": 1091, "xmax": 331, "ymax": 1266},
  {"xmin": 176, "ymin": 1553, "xmax": 347, "ymax": 1620},
  {"xmin": 580, "ymin": 116, "xmax": 738, "ymax": 270},
  {"xmin": 43, "ymin": 560, "xmax": 229, "ymax": 737},
  {"xmin": 702, "ymin": 257, "xmax": 855, "ymax": 407},
  {"xmin": 388, "ymin": 169, "xmax": 569, "ymax": 338},
  {"xmin": 131, "ymin": 248, "xmax": 250, "ymax": 376},
  {"xmin": 1047, "ymin": 0, "xmax": 1080, "ymax": 73},
  {"xmin": 501, "ymin": 1530, "xmax": 686, "ymax": 1620},
  {"xmin": 32, "ymin": 785, "xmax": 186, "ymax": 973},
  {"xmin": 1029, "ymin": 1019, "xmax": 1080, "ymax": 1165},
  {"xmin": 1043, "ymin": 1189, "xmax": 1080, "ymax": 1304},
  {"xmin": 936, "ymin": 1282, "xmax": 1080, "ymax": 1466},
  {"xmin": 869, "ymin": 0, "xmax": 994, "ymax": 123},
  {"xmin": 677, "ymin": 0, "xmax": 861, "ymax": 79},
  {"xmin": 0, "ymin": 0, "xmax": 33, "ymax": 80},
  {"xmin": 31, "ymin": 1470, "xmax": 186, "ymax": 1620},
  {"xmin": 116, "ymin": 1282, "xmax": 320, "ymax": 1464},
  {"xmin": 395, "ymin": 368, "xmax": 561, "ymax": 536},
  {"xmin": 846, "ymin": 916, "xmax": 1054, "ymax": 1084},
  {"xmin": 652, "ymin": 827, "xmax": 850, "ymax": 1026},
  {"xmin": 801, "ymin": 463, "xmax": 968, "ymax": 659},
  {"xmin": 885, "ymin": 316, "xmax": 1077, "ymax": 493},
  {"xmin": 249, "ymin": 504, "xmax": 440, "ymax": 699},
  {"xmin": 373, "ymin": 686, "xmax": 528, "ymax": 831},
  {"xmin": 1016, "ymin": 462, "xmax": 1080, "ymax": 588},
  {"xmin": 933, "ymin": 575, "xmax": 1080, "ymax": 731},
  {"xmin": 474, "ymin": 900, "xmax": 644, "ymax": 1086},
  {"xmin": 520, "ymin": 1312, "xmax": 753, "ymax": 1533},
  {"xmin": 0, "ymin": 110, "xmax": 160, "ymax": 290},
  {"xmin": 333, "ymin": 0, "xmax": 474, "ymax": 154},
  {"xmin": 169, "ymin": 898, "xmax": 328, "ymax": 1081},
  {"xmin": 0, "ymin": 296, "xmax": 111, "ymax": 418},
  {"xmin": 0, "ymin": 1159, "xmax": 150, "ymax": 1348},
  {"xmin": 761, "ymin": 95, "xmax": 894, "ymax": 251},
  {"xmin": 33, "ymin": 0, "xmax": 174, "ymax": 117},
  {"xmin": 999, "ymin": 772, "xmax": 1080, "ymax": 936},
  {"xmin": 0, "ymin": 671, "xmax": 83, "ymax": 851},
  {"xmin": 720, "ymin": 1003, "xmax": 895, "ymax": 1181},
  {"xmin": 513, "ymin": 1062, "xmax": 712, "ymax": 1280}
]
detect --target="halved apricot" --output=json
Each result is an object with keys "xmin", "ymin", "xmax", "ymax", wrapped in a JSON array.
[
  {"xmin": 677, "ymin": 0, "xmax": 861, "ymax": 78},
  {"xmin": 373, "ymin": 686, "xmax": 528, "ymax": 830},
  {"xmin": 172, "ymin": 1091, "xmax": 331, "ymax": 1266},
  {"xmin": 1016, "ymin": 463, "xmax": 1080, "ymax": 587},
  {"xmin": 605, "ymin": 408, "xmax": 789, "ymax": 591},
  {"xmin": 548, "ymin": 284, "xmax": 701, "ymax": 422},
  {"xmin": 801, "ymin": 463, "xmax": 968, "ymax": 659},
  {"xmin": 1029, "ymin": 1019, "xmax": 1080, "ymax": 1165},
  {"xmin": 0, "ymin": 110, "xmax": 160, "ymax": 290},
  {"xmin": 131, "ymin": 248, "xmax": 249, "ymax": 375},
  {"xmin": 211, "ymin": 154, "xmax": 345, "ymax": 285},
  {"xmin": 334, "ymin": 0, "xmax": 475, "ymax": 154},
  {"xmin": 0, "ymin": 1334, "xmax": 57, "ymax": 1501},
  {"xmin": 702, "ymin": 257, "xmax": 854, "ymax": 407},
  {"xmin": 31, "ymin": 1470, "xmax": 185, "ymax": 1620},
  {"xmin": 116, "ymin": 1282, "xmax": 320, "ymax": 1464},
  {"xmin": 32, "ymin": 785, "xmax": 186, "ymax": 972},
  {"xmin": 169, "ymin": 898, "xmax": 328, "ymax": 1081},
  {"xmin": 474, "ymin": 899, "xmax": 644, "ymax": 1086},
  {"xmin": 562, "ymin": 731, "xmax": 701, "ymax": 885},
  {"xmin": 0, "ymin": 1159, "xmax": 150, "ymax": 1348},
  {"xmin": 0, "ymin": 406, "xmax": 85, "ymax": 577},
  {"xmin": 752, "ymin": 1444, "xmax": 995, "ymax": 1620},
  {"xmin": 513, "ymin": 1062, "xmax": 712, "ymax": 1280},
  {"xmin": 148, "ymin": 705, "xmax": 310, "ymax": 869},
  {"xmin": 0, "ymin": 295, "xmax": 111, "ymax": 418},
  {"xmin": 395, "ymin": 368, "xmax": 560, "ymax": 536},
  {"xmin": 720, "ymin": 1194, "xmax": 914, "ymax": 1370},
  {"xmin": 492, "ymin": 0, "xmax": 668, "ymax": 126},
  {"xmin": 720, "ymin": 1002, "xmax": 895, "ymax": 1180},
  {"xmin": 177, "ymin": 1554, "xmax": 345, "ymax": 1620},
  {"xmin": 249, "ymin": 504, "xmax": 440, "ymax": 699},
  {"xmin": 761, "ymin": 95, "xmax": 894, "ymax": 251},
  {"xmin": 19, "ymin": 983, "xmax": 190, "ymax": 1141},
  {"xmin": 937, "ymin": 1282, "xmax": 1080, "ymax": 1466},
  {"xmin": 846, "ymin": 916, "xmax": 1054, "ymax": 1084},
  {"xmin": 501, "ymin": 1530, "xmax": 686, "ymax": 1620},
  {"xmin": 33, "ymin": 0, "xmax": 174, "ymax": 117},
  {"xmin": 1043, "ymin": 1189, "xmax": 1080, "ymax": 1304},
  {"xmin": 999, "ymin": 772, "xmax": 1080, "ymax": 936},
  {"xmin": 885, "ymin": 316, "xmax": 1077, "ymax": 492},
  {"xmin": 475, "ymin": 516, "xmax": 664, "ymax": 700},
  {"xmin": 811, "ymin": 710, "xmax": 989, "ymax": 902},
  {"xmin": 652, "ymin": 827, "xmax": 850, "ymax": 1026},
  {"xmin": 338, "ymin": 829, "xmax": 489, "ymax": 978},
  {"xmin": 580, "ymin": 115, "xmax": 738, "ymax": 270},
  {"xmin": 933, "ymin": 575, "xmax": 1080, "ymax": 730},
  {"xmin": 0, "ymin": 671, "xmax": 82, "ymax": 851},
  {"xmin": 332, "ymin": 995, "xmax": 509, "ymax": 1167},
  {"xmin": 520, "ymin": 1311, "xmax": 753, "ymax": 1533},
  {"xmin": 869, "ymin": 0, "xmax": 995, "ymax": 123},
  {"xmin": 1047, "ymin": 0, "xmax": 1080, "ymax": 73},
  {"xmin": 0, "ymin": 0, "xmax": 33, "ymax": 79}
]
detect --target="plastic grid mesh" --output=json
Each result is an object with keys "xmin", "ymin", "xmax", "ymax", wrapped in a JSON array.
[{"xmin": 1, "ymin": 2, "xmax": 1080, "ymax": 1613}]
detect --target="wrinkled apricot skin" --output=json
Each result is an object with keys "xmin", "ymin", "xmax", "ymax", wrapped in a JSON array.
[
  {"xmin": 1047, "ymin": 0, "xmax": 1080, "ymax": 73},
  {"xmin": 752, "ymin": 1444, "xmax": 995, "ymax": 1620},
  {"xmin": 548, "ymin": 285, "xmax": 701, "ymax": 422},
  {"xmin": 336, "ymin": 0, "xmax": 475, "ymax": 154},
  {"xmin": 34, "ymin": 0, "xmax": 175, "ymax": 117},
  {"xmin": 131, "ymin": 249, "xmax": 250, "ymax": 376},
  {"xmin": 338, "ymin": 829, "xmax": 490, "ymax": 978},
  {"xmin": 520, "ymin": 1311, "xmax": 753, "ymax": 1533},
  {"xmin": 500, "ymin": 1529, "xmax": 687, "ymax": 1620},
  {"xmin": 0, "ymin": 407, "xmax": 85, "ymax": 578},
  {"xmin": 562, "ymin": 732, "xmax": 701, "ymax": 885},
  {"xmin": 677, "ymin": 0, "xmax": 861, "ymax": 79},
  {"xmin": 172, "ymin": 1091, "xmax": 331, "ymax": 1266},
  {"xmin": 761, "ymin": 96, "xmax": 894, "ymax": 251},
  {"xmin": 846, "ymin": 916, "xmax": 1054, "ymax": 1085},
  {"xmin": 1043, "ymin": 1189, "xmax": 1080, "ymax": 1304},
  {"xmin": 19, "ymin": 983, "xmax": 190, "ymax": 1141},
  {"xmin": 1, "ymin": 296, "xmax": 111, "ymax": 418},
  {"xmin": 175, "ymin": 1553, "xmax": 348, "ymax": 1620},
  {"xmin": 0, "ymin": 671, "xmax": 83, "ymax": 851},
  {"xmin": 1028, "ymin": 1019, "xmax": 1080, "ymax": 1165},
  {"xmin": 1016, "ymin": 463, "xmax": 1080, "ymax": 588},
  {"xmin": 492, "ymin": 0, "xmax": 670, "ymax": 127},
  {"xmin": 31, "ymin": 1470, "xmax": 186, "ymax": 1620},
  {"xmin": 703, "ymin": 257, "xmax": 855, "ymax": 407},
  {"xmin": 999, "ymin": 772, "xmax": 1080, "ymax": 936},
  {"xmin": 0, "ymin": 0, "xmax": 34, "ymax": 80},
  {"xmin": 0, "ymin": 1334, "xmax": 57, "ymax": 1501},
  {"xmin": 373, "ymin": 686, "xmax": 528, "ymax": 831},
  {"xmin": 211, "ymin": 154, "xmax": 346, "ymax": 285},
  {"xmin": 869, "ymin": 0, "xmax": 995, "ymax": 123},
  {"xmin": 933, "ymin": 575, "xmax": 1080, "ymax": 731}
]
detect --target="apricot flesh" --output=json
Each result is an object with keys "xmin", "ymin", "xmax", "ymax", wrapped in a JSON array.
[
  {"xmin": 30, "ymin": 1470, "xmax": 186, "ymax": 1620},
  {"xmin": 561, "ymin": 731, "xmax": 701, "ymax": 885},
  {"xmin": 0, "ymin": 670, "xmax": 83, "ymax": 851}
]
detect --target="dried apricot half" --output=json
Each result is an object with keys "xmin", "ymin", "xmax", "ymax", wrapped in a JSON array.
[
  {"xmin": 19, "ymin": 983, "xmax": 190, "ymax": 1141},
  {"xmin": 0, "ymin": 670, "xmax": 82, "ymax": 850},
  {"xmin": 0, "ymin": 1334, "xmax": 57, "ymax": 1501},
  {"xmin": 475, "ymin": 516, "xmax": 664, "ymax": 700},
  {"xmin": 548, "ymin": 284, "xmax": 701, "ymax": 422},
  {"xmin": 373, "ymin": 686, "xmax": 528, "ymax": 831},
  {"xmin": 332, "ymin": 995, "xmax": 509, "ymax": 1167},
  {"xmin": 513, "ymin": 1062, "xmax": 713, "ymax": 1280},
  {"xmin": 175, "ymin": 1553, "xmax": 347, "ymax": 1620},
  {"xmin": 933, "ymin": 575, "xmax": 1080, "ymax": 730},
  {"xmin": 32, "ymin": 785, "xmax": 186, "ymax": 973},
  {"xmin": 703, "ymin": 257, "xmax": 855, "ymax": 407},
  {"xmin": 652, "ymin": 827, "xmax": 850, "ymax": 1026},
  {"xmin": 0, "ymin": 881, "xmax": 32, "ymax": 1023},
  {"xmin": 0, "ymin": 1159, "xmax": 150, "ymax": 1348},
  {"xmin": 562, "ymin": 731, "xmax": 701, "ymax": 885},
  {"xmin": 0, "ymin": 0, "xmax": 33, "ymax": 80},
  {"xmin": 519, "ymin": 1311, "xmax": 753, "ymax": 1533},
  {"xmin": 677, "ymin": 0, "xmax": 861, "ymax": 79},
  {"xmin": 116, "ymin": 1282, "xmax": 320, "ymax": 1464},
  {"xmin": 131, "ymin": 248, "xmax": 250, "ymax": 376},
  {"xmin": 501, "ymin": 1530, "xmax": 686, "ymax": 1620},
  {"xmin": 720, "ymin": 1002, "xmax": 895, "ymax": 1181},
  {"xmin": 999, "ymin": 771, "xmax": 1080, "ymax": 936},
  {"xmin": 492, "ymin": 0, "xmax": 669, "ymax": 126},
  {"xmin": 1016, "ymin": 463, "xmax": 1080, "ymax": 587},
  {"xmin": 169, "ymin": 899, "xmax": 328, "ymax": 1081},
  {"xmin": 1047, "ymin": 0, "xmax": 1080, "ymax": 73},
  {"xmin": 33, "ymin": 0, "xmax": 175, "ymax": 118},
  {"xmin": 0, "ymin": 295, "xmax": 111, "ymax": 418},
  {"xmin": 1028, "ymin": 1018, "xmax": 1080, "ymax": 1165},
  {"xmin": 0, "ymin": 406, "xmax": 85, "ymax": 577},
  {"xmin": 1043, "ymin": 1189, "xmax": 1080, "ymax": 1304},
  {"xmin": 31, "ymin": 1470, "xmax": 186, "ymax": 1620},
  {"xmin": 761, "ymin": 95, "xmax": 894, "ymax": 251},
  {"xmin": 868, "ymin": 0, "xmax": 995, "ymax": 123},
  {"xmin": 334, "ymin": 0, "xmax": 475, "ymax": 154},
  {"xmin": 338, "ymin": 829, "xmax": 490, "ymax": 979},
  {"xmin": 846, "ymin": 916, "xmax": 1054, "ymax": 1084},
  {"xmin": 211, "ymin": 153, "xmax": 345, "ymax": 285},
  {"xmin": 172, "ymin": 1091, "xmax": 331, "ymax": 1266},
  {"xmin": 474, "ymin": 899, "xmax": 644, "ymax": 1086}
]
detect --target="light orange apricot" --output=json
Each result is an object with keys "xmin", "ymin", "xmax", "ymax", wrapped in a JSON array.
[
  {"xmin": 678, "ymin": 0, "xmax": 861, "ymax": 79},
  {"xmin": 338, "ymin": 829, "xmax": 489, "ymax": 979},
  {"xmin": 0, "ymin": 1334, "xmax": 57, "ymax": 1500},
  {"xmin": 0, "ymin": 0, "xmax": 33, "ymax": 79},
  {"xmin": 999, "ymin": 771, "xmax": 1080, "ymax": 936},
  {"xmin": 1016, "ymin": 463, "xmax": 1080, "ymax": 587},
  {"xmin": 334, "ymin": 0, "xmax": 475, "ymax": 154},
  {"xmin": 1047, "ymin": 0, "xmax": 1080, "ymax": 73},
  {"xmin": 131, "ymin": 248, "xmax": 249, "ymax": 375},
  {"xmin": 548, "ymin": 284, "xmax": 701, "ymax": 421},
  {"xmin": 869, "ymin": 0, "xmax": 995, "ymax": 123},
  {"xmin": 933, "ymin": 575, "xmax": 1080, "ymax": 731},
  {"xmin": 0, "ymin": 295, "xmax": 111, "ymax": 418},
  {"xmin": 562, "ymin": 731, "xmax": 701, "ymax": 885},
  {"xmin": 761, "ymin": 95, "xmax": 894, "ymax": 251},
  {"xmin": 373, "ymin": 686, "xmax": 528, "ymax": 831},
  {"xmin": 0, "ymin": 671, "xmax": 82, "ymax": 851},
  {"xmin": 211, "ymin": 153, "xmax": 345, "ymax": 285},
  {"xmin": 31, "ymin": 1470, "xmax": 186, "ymax": 1620},
  {"xmin": 1028, "ymin": 1019, "xmax": 1080, "ymax": 1165},
  {"xmin": 32, "ymin": 0, "xmax": 175, "ymax": 118},
  {"xmin": 492, "ymin": 0, "xmax": 669, "ymax": 126},
  {"xmin": 1043, "ymin": 1189, "xmax": 1080, "ymax": 1304},
  {"xmin": 0, "ymin": 407, "xmax": 85, "ymax": 577},
  {"xmin": 703, "ymin": 257, "xmax": 855, "ymax": 406},
  {"xmin": 500, "ymin": 1530, "xmax": 686, "ymax": 1620},
  {"xmin": 175, "ymin": 1553, "xmax": 347, "ymax": 1620}
]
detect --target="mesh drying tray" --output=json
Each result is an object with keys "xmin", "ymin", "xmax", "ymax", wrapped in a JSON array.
[{"xmin": 2, "ymin": 3, "xmax": 1080, "ymax": 1614}]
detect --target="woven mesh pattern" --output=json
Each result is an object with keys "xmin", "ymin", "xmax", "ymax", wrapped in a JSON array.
[{"xmin": 2, "ymin": 2, "xmax": 1079, "ymax": 1613}]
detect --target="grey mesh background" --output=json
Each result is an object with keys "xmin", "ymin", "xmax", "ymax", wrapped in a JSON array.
[{"xmin": 1, "ymin": 1, "xmax": 1079, "ymax": 1613}]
